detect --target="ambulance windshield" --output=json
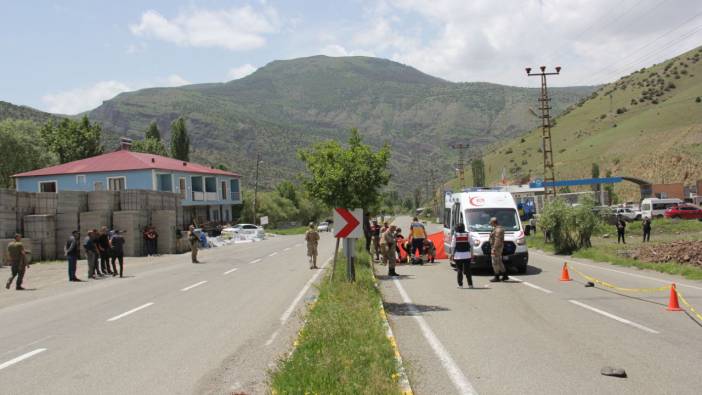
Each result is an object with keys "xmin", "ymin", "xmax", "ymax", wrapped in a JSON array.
[{"xmin": 465, "ymin": 208, "xmax": 520, "ymax": 232}]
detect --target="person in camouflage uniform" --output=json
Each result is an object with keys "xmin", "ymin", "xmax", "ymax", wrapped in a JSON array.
[
  {"xmin": 489, "ymin": 217, "xmax": 508, "ymax": 282},
  {"xmin": 305, "ymin": 222, "xmax": 320, "ymax": 269},
  {"xmin": 5, "ymin": 234, "xmax": 28, "ymax": 290}
]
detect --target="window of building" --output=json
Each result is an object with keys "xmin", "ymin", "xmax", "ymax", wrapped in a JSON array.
[
  {"xmin": 205, "ymin": 177, "xmax": 217, "ymax": 193},
  {"xmin": 179, "ymin": 177, "xmax": 186, "ymax": 200},
  {"xmin": 108, "ymin": 177, "xmax": 126, "ymax": 191},
  {"xmin": 191, "ymin": 176, "xmax": 203, "ymax": 192},
  {"xmin": 230, "ymin": 179, "xmax": 240, "ymax": 201},
  {"xmin": 221, "ymin": 181, "xmax": 228, "ymax": 200},
  {"xmin": 94, "ymin": 181, "xmax": 105, "ymax": 191},
  {"xmin": 39, "ymin": 181, "xmax": 57, "ymax": 193},
  {"xmin": 76, "ymin": 175, "xmax": 86, "ymax": 185},
  {"xmin": 157, "ymin": 174, "xmax": 172, "ymax": 192}
]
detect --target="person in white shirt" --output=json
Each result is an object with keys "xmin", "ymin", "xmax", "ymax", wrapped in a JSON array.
[{"xmin": 451, "ymin": 223, "xmax": 473, "ymax": 288}]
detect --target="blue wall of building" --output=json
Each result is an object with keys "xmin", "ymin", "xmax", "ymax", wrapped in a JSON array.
[{"xmin": 15, "ymin": 170, "xmax": 154, "ymax": 192}]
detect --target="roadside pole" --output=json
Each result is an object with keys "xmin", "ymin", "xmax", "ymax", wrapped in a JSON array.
[
  {"xmin": 330, "ymin": 237, "xmax": 340, "ymax": 283},
  {"xmin": 344, "ymin": 238, "xmax": 356, "ymax": 282},
  {"xmin": 332, "ymin": 208, "xmax": 363, "ymax": 283}
]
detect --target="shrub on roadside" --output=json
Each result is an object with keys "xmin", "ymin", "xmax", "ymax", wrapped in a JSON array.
[{"xmin": 539, "ymin": 197, "xmax": 601, "ymax": 254}]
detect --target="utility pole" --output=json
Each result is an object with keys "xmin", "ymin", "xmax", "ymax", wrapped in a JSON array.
[
  {"xmin": 526, "ymin": 65, "xmax": 561, "ymax": 199},
  {"xmin": 252, "ymin": 153, "xmax": 262, "ymax": 224},
  {"xmin": 450, "ymin": 142, "xmax": 470, "ymax": 188}
]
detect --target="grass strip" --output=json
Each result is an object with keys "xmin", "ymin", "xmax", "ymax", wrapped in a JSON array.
[
  {"xmin": 270, "ymin": 245, "xmax": 400, "ymax": 394},
  {"xmin": 269, "ymin": 226, "xmax": 309, "ymax": 235}
]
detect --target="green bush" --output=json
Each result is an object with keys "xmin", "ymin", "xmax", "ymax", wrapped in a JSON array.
[{"xmin": 539, "ymin": 197, "xmax": 601, "ymax": 254}]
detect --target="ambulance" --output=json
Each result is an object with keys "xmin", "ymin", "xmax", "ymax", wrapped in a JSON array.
[{"xmin": 443, "ymin": 189, "xmax": 528, "ymax": 273}]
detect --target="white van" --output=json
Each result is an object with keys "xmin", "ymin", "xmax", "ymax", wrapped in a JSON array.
[
  {"xmin": 640, "ymin": 198, "xmax": 683, "ymax": 219},
  {"xmin": 443, "ymin": 190, "xmax": 528, "ymax": 273}
]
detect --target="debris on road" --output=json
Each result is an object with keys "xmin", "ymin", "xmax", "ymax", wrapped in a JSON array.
[
  {"xmin": 634, "ymin": 241, "xmax": 702, "ymax": 267},
  {"xmin": 600, "ymin": 366, "xmax": 627, "ymax": 378}
]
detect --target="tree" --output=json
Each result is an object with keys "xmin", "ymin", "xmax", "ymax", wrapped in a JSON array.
[
  {"xmin": 0, "ymin": 120, "xmax": 55, "ymax": 187},
  {"xmin": 471, "ymin": 158, "xmax": 485, "ymax": 187},
  {"xmin": 298, "ymin": 129, "xmax": 391, "ymax": 210},
  {"xmin": 275, "ymin": 180, "xmax": 299, "ymax": 208},
  {"xmin": 40, "ymin": 115, "xmax": 103, "ymax": 163},
  {"xmin": 145, "ymin": 121, "xmax": 161, "ymax": 141},
  {"xmin": 170, "ymin": 117, "xmax": 190, "ymax": 161},
  {"xmin": 131, "ymin": 138, "xmax": 168, "ymax": 156}
]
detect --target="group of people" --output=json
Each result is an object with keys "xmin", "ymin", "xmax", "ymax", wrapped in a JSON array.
[
  {"xmin": 373, "ymin": 217, "xmax": 436, "ymax": 277},
  {"xmin": 615, "ymin": 215, "xmax": 653, "ymax": 244},
  {"xmin": 75, "ymin": 226, "xmax": 126, "ymax": 280}
]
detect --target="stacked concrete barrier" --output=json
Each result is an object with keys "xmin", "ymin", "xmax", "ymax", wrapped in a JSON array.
[
  {"xmin": 113, "ymin": 210, "xmax": 149, "ymax": 257},
  {"xmin": 56, "ymin": 191, "xmax": 88, "ymax": 214},
  {"xmin": 33, "ymin": 192, "xmax": 58, "ymax": 215},
  {"xmin": 79, "ymin": 211, "xmax": 112, "ymax": 238},
  {"xmin": 120, "ymin": 190, "xmax": 150, "ymax": 211},
  {"xmin": 15, "ymin": 191, "xmax": 34, "ymax": 235},
  {"xmin": 54, "ymin": 191, "xmax": 88, "ymax": 259},
  {"xmin": 0, "ymin": 189, "xmax": 17, "ymax": 238},
  {"xmin": 88, "ymin": 191, "xmax": 120, "ymax": 212},
  {"xmin": 24, "ymin": 215, "xmax": 55, "ymax": 260},
  {"xmin": 147, "ymin": 191, "xmax": 165, "ymax": 210},
  {"xmin": 151, "ymin": 210, "xmax": 177, "ymax": 254}
]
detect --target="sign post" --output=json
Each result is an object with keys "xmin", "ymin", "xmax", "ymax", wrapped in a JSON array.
[{"xmin": 332, "ymin": 208, "xmax": 363, "ymax": 282}]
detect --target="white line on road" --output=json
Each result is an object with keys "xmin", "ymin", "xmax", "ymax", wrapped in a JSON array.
[
  {"xmin": 393, "ymin": 279, "xmax": 477, "ymax": 395},
  {"xmin": 284, "ymin": 247, "xmax": 291, "ymax": 251},
  {"xmin": 569, "ymin": 300, "xmax": 659, "ymax": 334},
  {"xmin": 280, "ymin": 257, "xmax": 331, "ymax": 324},
  {"xmin": 181, "ymin": 281, "xmax": 208, "ymax": 292},
  {"xmin": 269, "ymin": 252, "xmax": 279, "ymax": 257},
  {"xmin": 223, "ymin": 268, "xmax": 238, "ymax": 275},
  {"xmin": 249, "ymin": 258, "xmax": 262, "ymax": 264},
  {"xmin": 107, "ymin": 303, "xmax": 154, "ymax": 322},
  {"xmin": 265, "ymin": 329, "xmax": 280, "ymax": 346},
  {"xmin": 294, "ymin": 243, "xmax": 302, "ymax": 247},
  {"xmin": 0, "ymin": 349, "xmax": 47, "ymax": 371},
  {"xmin": 510, "ymin": 276, "xmax": 553, "ymax": 294}
]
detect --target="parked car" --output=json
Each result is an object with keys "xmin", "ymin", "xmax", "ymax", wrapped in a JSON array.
[
  {"xmin": 317, "ymin": 222, "xmax": 331, "ymax": 232},
  {"xmin": 613, "ymin": 207, "xmax": 638, "ymax": 222},
  {"xmin": 230, "ymin": 223, "xmax": 266, "ymax": 239},
  {"xmin": 664, "ymin": 205, "xmax": 702, "ymax": 220}
]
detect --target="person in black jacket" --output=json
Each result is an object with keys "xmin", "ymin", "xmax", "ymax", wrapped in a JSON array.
[
  {"xmin": 110, "ymin": 230, "xmax": 126, "ymax": 278},
  {"xmin": 83, "ymin": 230, "xmax": 98, "ymax": 279},
  {"xmin": 642, "ymin": 217, "xmax": 652, "ymax": 242},
  {"xmin": 64, "ymin": 230, "xmax": 81, "ymax": 282},
  {"xmin": 97, "ymin": 227, "xmax": 112, "ymax": 275},
  {"xmin": 363, "ymin": 213, "xmax": 372, "ymax": 253},
  {"xmin": 616, "ymin": 215, "xmax": 627, "ymax": 244}
]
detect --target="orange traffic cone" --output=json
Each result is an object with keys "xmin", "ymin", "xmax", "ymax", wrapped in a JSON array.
[
  {"xmin": 667, "ymin": 283, "xmax": 683, "ymax": 311},
  {"xmin": 560, "ymin": 262, "xmax": 572, "ymax": 282}
]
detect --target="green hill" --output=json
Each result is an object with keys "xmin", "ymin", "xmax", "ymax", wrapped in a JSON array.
[
  {"xmin": 480, "ymin": 46, "xmax": 702, "ymax": 200},
  {"xmin": 86, "ymin": 55, "xmax": 595, "ymax": 189},
  {"xmin": 0, "ymin": 101, "xmax": 61, "ymax": 124}
]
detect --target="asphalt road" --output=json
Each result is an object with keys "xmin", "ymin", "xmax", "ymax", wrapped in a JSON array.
[
  {"xmin": 0, "ymin": 232, "xmax": 336, "ymax": 395},
  {"xmin": 381, "ymin": 216, "xmax": 702, "ymax": 395}
]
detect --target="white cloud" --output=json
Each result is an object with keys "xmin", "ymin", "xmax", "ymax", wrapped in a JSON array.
[
  {"xmin": 130, "ymin": 5, "xmax": 280, "ymax": 51},
  {"xmin": 320, "ymin": 44, "xmax": 375, "ymax": 57},
  {"xmin": 41, "ymin": 74, "xmax": 192, "ymax": 115},
  {"xmin": 227, "ymin": 64, "xmax": 258, "ymax": 80},
  {"xmin": 42, "ymin": 81, "xmax": 131, "ymax": 115}
]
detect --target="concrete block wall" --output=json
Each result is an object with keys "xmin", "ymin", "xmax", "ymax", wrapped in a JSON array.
[
  {"xmin": 15, "ymin": 191, "xmax": 34, "ymax": 235},
  {"xmin": 24, "ymin": 215, "xmax": 56, "ymax": 261},
  {"xmin": 151, "ymin": 210, "xmax": 177, "ymax": 255},
  {"xmin": 33, "ymin": 192, "xmax": 58, "ymax": 215},
  {"xmin": 56, "ymin": 191, "xmax": 88, "ymax": 214},
  {"xmin": 55, "ymin": 212, "xmax": 81, "ymax": 259},
  {"xmin": 88, "ymin": 191, "xmax": 120, "ymax": 212},
  {"xmin": 0, "ymin": 189, "xmax": 17, "ymax": 238},
  {"xmin": 79, "ymin": 211, "xmax": 112, "ymax": 237},
  {"xmin": 113, "ymin": 210, "xmax": 149, "ymax": 257}
]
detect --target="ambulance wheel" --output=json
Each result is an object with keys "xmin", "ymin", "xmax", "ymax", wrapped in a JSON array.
[{"xmin": 516, "ymin": 263, "xmax": 528, "ymax": 274}]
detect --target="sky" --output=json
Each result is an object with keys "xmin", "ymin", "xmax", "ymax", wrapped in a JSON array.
[{"xmin": 2, "ymin": 0, "xmax": 702, "ymax": 115}]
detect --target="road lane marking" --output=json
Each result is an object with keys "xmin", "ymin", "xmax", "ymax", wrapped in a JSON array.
[
  {"xmin": 280, "ymin": 257, "xmax": 331, "ymax": 324},
  {"xmin": 294, "ymin": 243, "xmax": 302, "ymax": 247},
  {"xmin": 181, "ymin": 281, "xmax": 208, "ymax": 292},
  {"xmin": 224, "ymin": 268, "xmax": 238, "ymax": 275},
  {"xmin": 284, "ymin": 247, "xmax": 291, "ymax": 251},
  {"xmin": 569, "ymin": 300, "xmax": 659, "ymax": 334},
  {"xmin": 265, "ymin": 329, "xmax": 280, "ymax": 346},
  {"xmin": 393, "ymin": 279, "xmax": 477, "ymax": 395},
  {"xmin": 510, "ymin": 276, "xmax": 553, "ymax": 294},
  {"xmin": 249, "ymin": 258, "xmax": 262, "ymax": 264},
  {"xmin": 0, "ymin": 349, "xmax": 47, "ymax": 371},
  {"xmin": 269, "ymin": 252, "xmax": 279, "ymax": 257},
  {"xmin": 533, "ymin": 251, "xmax": 702, "ymax": 291},
  {"xmin": 1, "ymin": 336, "xmax": 53, "ymax": 357},
  {"xmin": 107, "ymin": 303, "xmax": 154, "ymax": 322}
]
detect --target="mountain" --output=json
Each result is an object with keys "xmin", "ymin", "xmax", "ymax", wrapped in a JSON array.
[
  {"xmin": 480, "ymin": 46, "xmax": 702, "ymax": 200},
  {"xmin": 82, "ymin": 56, "xmax": 595, "ymax": 189},
  {"xmin": 0, "ymin": 101, "xmax": 61, "ymax": 124}
]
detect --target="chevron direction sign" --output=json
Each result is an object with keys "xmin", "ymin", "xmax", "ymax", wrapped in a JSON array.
[{"xmin": 333, "ymin": 208, "xmax": 363, "ymax": 239}]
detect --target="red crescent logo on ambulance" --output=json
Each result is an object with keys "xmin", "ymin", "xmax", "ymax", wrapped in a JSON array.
[{"xmin": 469, "ymin": 197, "xmax": 485, "ymax": 206}]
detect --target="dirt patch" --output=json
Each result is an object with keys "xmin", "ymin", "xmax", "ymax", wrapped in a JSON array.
[{"xmin": 635, "ymin": 240, "xmax": 702, "ymax": 267}]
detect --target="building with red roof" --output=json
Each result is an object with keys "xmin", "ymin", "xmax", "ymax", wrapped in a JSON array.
[{"xmin": 13, "ymin": 143, "xmax": 242, "ymax": 223}]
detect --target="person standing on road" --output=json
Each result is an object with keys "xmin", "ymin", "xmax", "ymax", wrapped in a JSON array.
[
  {"xmin": 529, "ymin": 217, "xmax": 537, "ymax": 235},
  {"xmin": 188, "ymin": 225, "xmax": 200, "ymax": 263},
  {"xmin": 383, "ymin": 225, "xmax": 399, "ymax": 276},
  {"xmin": 616, "ymin": 215, "xmax": 627, "ymax": 244},
  {"xmin": 409, "ymin": 217, "xmax": 427, "ymax": 258},
  {"xmin": 97, "ymin": 227, "xmax": 113, "ymax": 275},
  {"xmin": 642, "ymin": 217, "xmax": 652, "ymax": 242},
  {"xmin": 84, "ymin": 230, "xmax": 98, "ymax": 279},
  {"xmin": 489, "ymin": 217, "xmax": 508, "ymax": 282},
  {"xmin": 64, "ymin": 230, "xmax": 81, "ymax": 282},
  {"xmin": 305, "ymin": 222, "xmax": 320, "ymax": 269},
  {"xmin": 363, "ymin": 212, "xmax": 372, "ymax": 253},
  {"xmin": 451, "ymin": 223, "xmax": 473, "ymax": 289},
  {"xmin": 371, "ymin": 220, "xmax": 381, "ymax": 262},
  {"xmin": 5, "ymin": 234, "xmax": 28, "ymax": 290},
  {"xmin": 110, "ymin": 230, "xmax": 126, "ymax": 277}
]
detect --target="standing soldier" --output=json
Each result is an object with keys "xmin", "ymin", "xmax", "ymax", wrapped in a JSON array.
[
  {"xmin": 370, "ymin": 220, "xmax": 381, "ymax": 262},
  {"xmin": 305, "ymin": 222, "xmax": 320, "ymax": 269},
  {"xmin": 489, "ymin": 217, "xmax": 508, "ymax": 282},
  {"xmin": 363, "ymin": 212, "xmax": 372, "ymax": 253},
  {"xmin": 5, "ymin": 234, "xmax": 28, "ymax": 290},
  {"xmin": 451, "ymin": 223, "xmax": 473, "ymax": 288},
  {"xmin": 188, "ymin": 225, "xmax": 200, "ymax": 263},
  {"xmin": 383, "ymin": 225, "xmax": 399, "ymax": 277}
]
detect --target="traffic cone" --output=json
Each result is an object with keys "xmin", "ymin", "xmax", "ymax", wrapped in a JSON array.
[
  {"xmin": 667, "ymin": 283, "xmax": 683, "ymax": 311},
  {"xmin": 560, "ymin": 262, "xmax": 572, "ymax": 282}
]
